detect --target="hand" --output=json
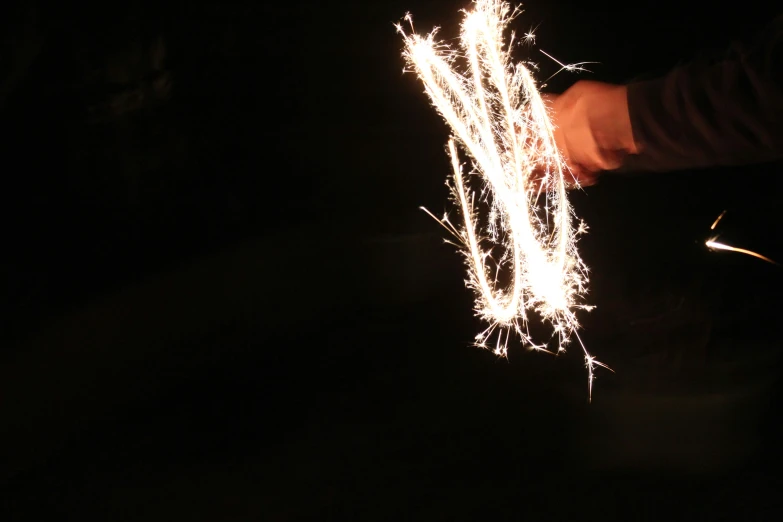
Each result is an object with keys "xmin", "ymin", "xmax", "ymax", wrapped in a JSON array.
[{"xmin": 544, "ymin": 80, "xmax": 637, "ymax": 187}]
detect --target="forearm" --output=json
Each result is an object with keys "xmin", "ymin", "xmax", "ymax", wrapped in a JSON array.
[{"xmin": 621, "ymin": 16, "xmax": 783, "ymax": 172}]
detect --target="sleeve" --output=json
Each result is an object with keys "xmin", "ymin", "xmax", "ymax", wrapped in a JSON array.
[{"xmin": 621, "ymin": 15, "xmax": 783, "ymax": 173}]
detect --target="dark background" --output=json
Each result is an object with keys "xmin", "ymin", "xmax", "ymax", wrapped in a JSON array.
[{"xmin": 2, "ymin": 1, "xmax": 782, "ymax": 519}]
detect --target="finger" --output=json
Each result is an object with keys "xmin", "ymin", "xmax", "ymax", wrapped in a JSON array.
[
  {"xmin": 566, "ymin": 163, "xmax": 601, "ymax": 189},
  {"xmin": 574, "ymin": 171, "xmax": 600, "ymax": 188},
  {"xmin": 595, "ymin": 149, "xmax": 625, "ymax": 171}
]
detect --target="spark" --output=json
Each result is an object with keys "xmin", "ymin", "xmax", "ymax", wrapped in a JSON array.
[
  {"xmin": 710, "ymin": 209, "xmax": 727, "ymax": 230},
  {"xmin": 538, "ymin": 50, "xmax": 599, "ymax": 84},
  {"xmin": 706, "ymin": 240, "xmax": 779, "ymax": 266},
  {"xmin": 397, "ymin": 1, "xmax": 606, "ymax": 400},
  {"xmin": 705, "ymin": 210, "xmax": 779, "ymax": 266},
  {"xmin": 521, "ymin": 22, "xmax": 540, "ymax": 45}
]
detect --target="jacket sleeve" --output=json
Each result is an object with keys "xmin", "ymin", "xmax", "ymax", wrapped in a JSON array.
[{"xmin": 621, "ymin": 15, "xmax": 783, "ymax": 172}]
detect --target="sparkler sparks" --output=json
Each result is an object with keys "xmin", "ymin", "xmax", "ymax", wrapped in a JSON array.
[
  {"xmin": 710, "ymin": 210, "xmax": 727, "ymax": 230},
  {"xmin": 705, "ymin": 240, "xmax": 779, "ymax": 265},
  {"xmin": 706, "ymin": 211, "xmax": 778, "ymax": 265},
  {"xmin": 397, "ymin": 1, "xmax": 607, "ymax": 399}
]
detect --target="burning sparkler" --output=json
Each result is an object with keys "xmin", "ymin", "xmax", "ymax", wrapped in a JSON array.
[{"xmin": 397, "ymin": 0, "xmax": 608, "ymax": 399}]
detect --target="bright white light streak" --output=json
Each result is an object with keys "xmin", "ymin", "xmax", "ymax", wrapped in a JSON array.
[
  {"xmin": 397, "ymin": 0, "xmax": 607, "ymax": 400},
  {"xmin": 706, "ymin": 240, "xmax": 779, "ymax": 266},
  {"xmin": 706, "ymin": 210, "xmax": 778, "ymax": 266}
]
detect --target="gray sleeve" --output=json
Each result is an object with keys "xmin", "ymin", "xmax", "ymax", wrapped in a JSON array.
[{"xmin": 621, "ymin": 15, "xmax": 783, "ymax": 172}]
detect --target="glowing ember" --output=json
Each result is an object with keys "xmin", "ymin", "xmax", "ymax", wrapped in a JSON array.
[
  {"xmin": 706, "ymin": 240, "xmax": 778, "ymax": 266},
  {"xmin": 706, "ymin": 211, "xmax": 778, "ymax": 266}
]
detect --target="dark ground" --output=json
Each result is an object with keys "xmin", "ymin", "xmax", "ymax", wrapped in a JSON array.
[{"xmin": 2, "ymin": 1, "xmax": 783, "ymax": 520}]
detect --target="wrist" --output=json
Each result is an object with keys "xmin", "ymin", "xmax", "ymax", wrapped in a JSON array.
[{"xmin": 591, "ymin": 84, "xmax": 637, "ymax": 154}]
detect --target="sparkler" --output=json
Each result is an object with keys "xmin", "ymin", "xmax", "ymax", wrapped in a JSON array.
[{"xmin": 397, "ymin": 0, "xmax": 608, "ymax": 399}]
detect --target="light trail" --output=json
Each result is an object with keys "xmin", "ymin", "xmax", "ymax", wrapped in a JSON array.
[
  {"xmin": 397, "ymin": 0, "xmax": 606, "ymax": 399},
  {"xmin": 706, "ymin": 211, "xmax": 778, "ymax": 266},
  {"xmin": 710, "ymin": 210, "xmax": 727, "ymax": 230},
  {"xmin": 706, "ymin": 240, "xmax": 779, "ymax": 266}
]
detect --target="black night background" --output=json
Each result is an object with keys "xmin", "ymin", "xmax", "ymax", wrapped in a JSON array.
[{"xmin": 2, "ymin": 1, "xmax": 783, "ymax": 519}]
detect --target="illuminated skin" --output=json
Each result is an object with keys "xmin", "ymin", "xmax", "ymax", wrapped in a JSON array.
[
  {"xmin": 397, "ymin": 0, "xmax": 609, "ymax": 400},
  {"xmin": 545, "ymin": 81, "xmax": 637, "ymax": 187}
]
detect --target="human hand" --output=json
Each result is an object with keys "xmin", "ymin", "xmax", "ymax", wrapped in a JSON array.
[{"xmin": 544, "ymin": 80, "xmax": 637, "ymax": 187}]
